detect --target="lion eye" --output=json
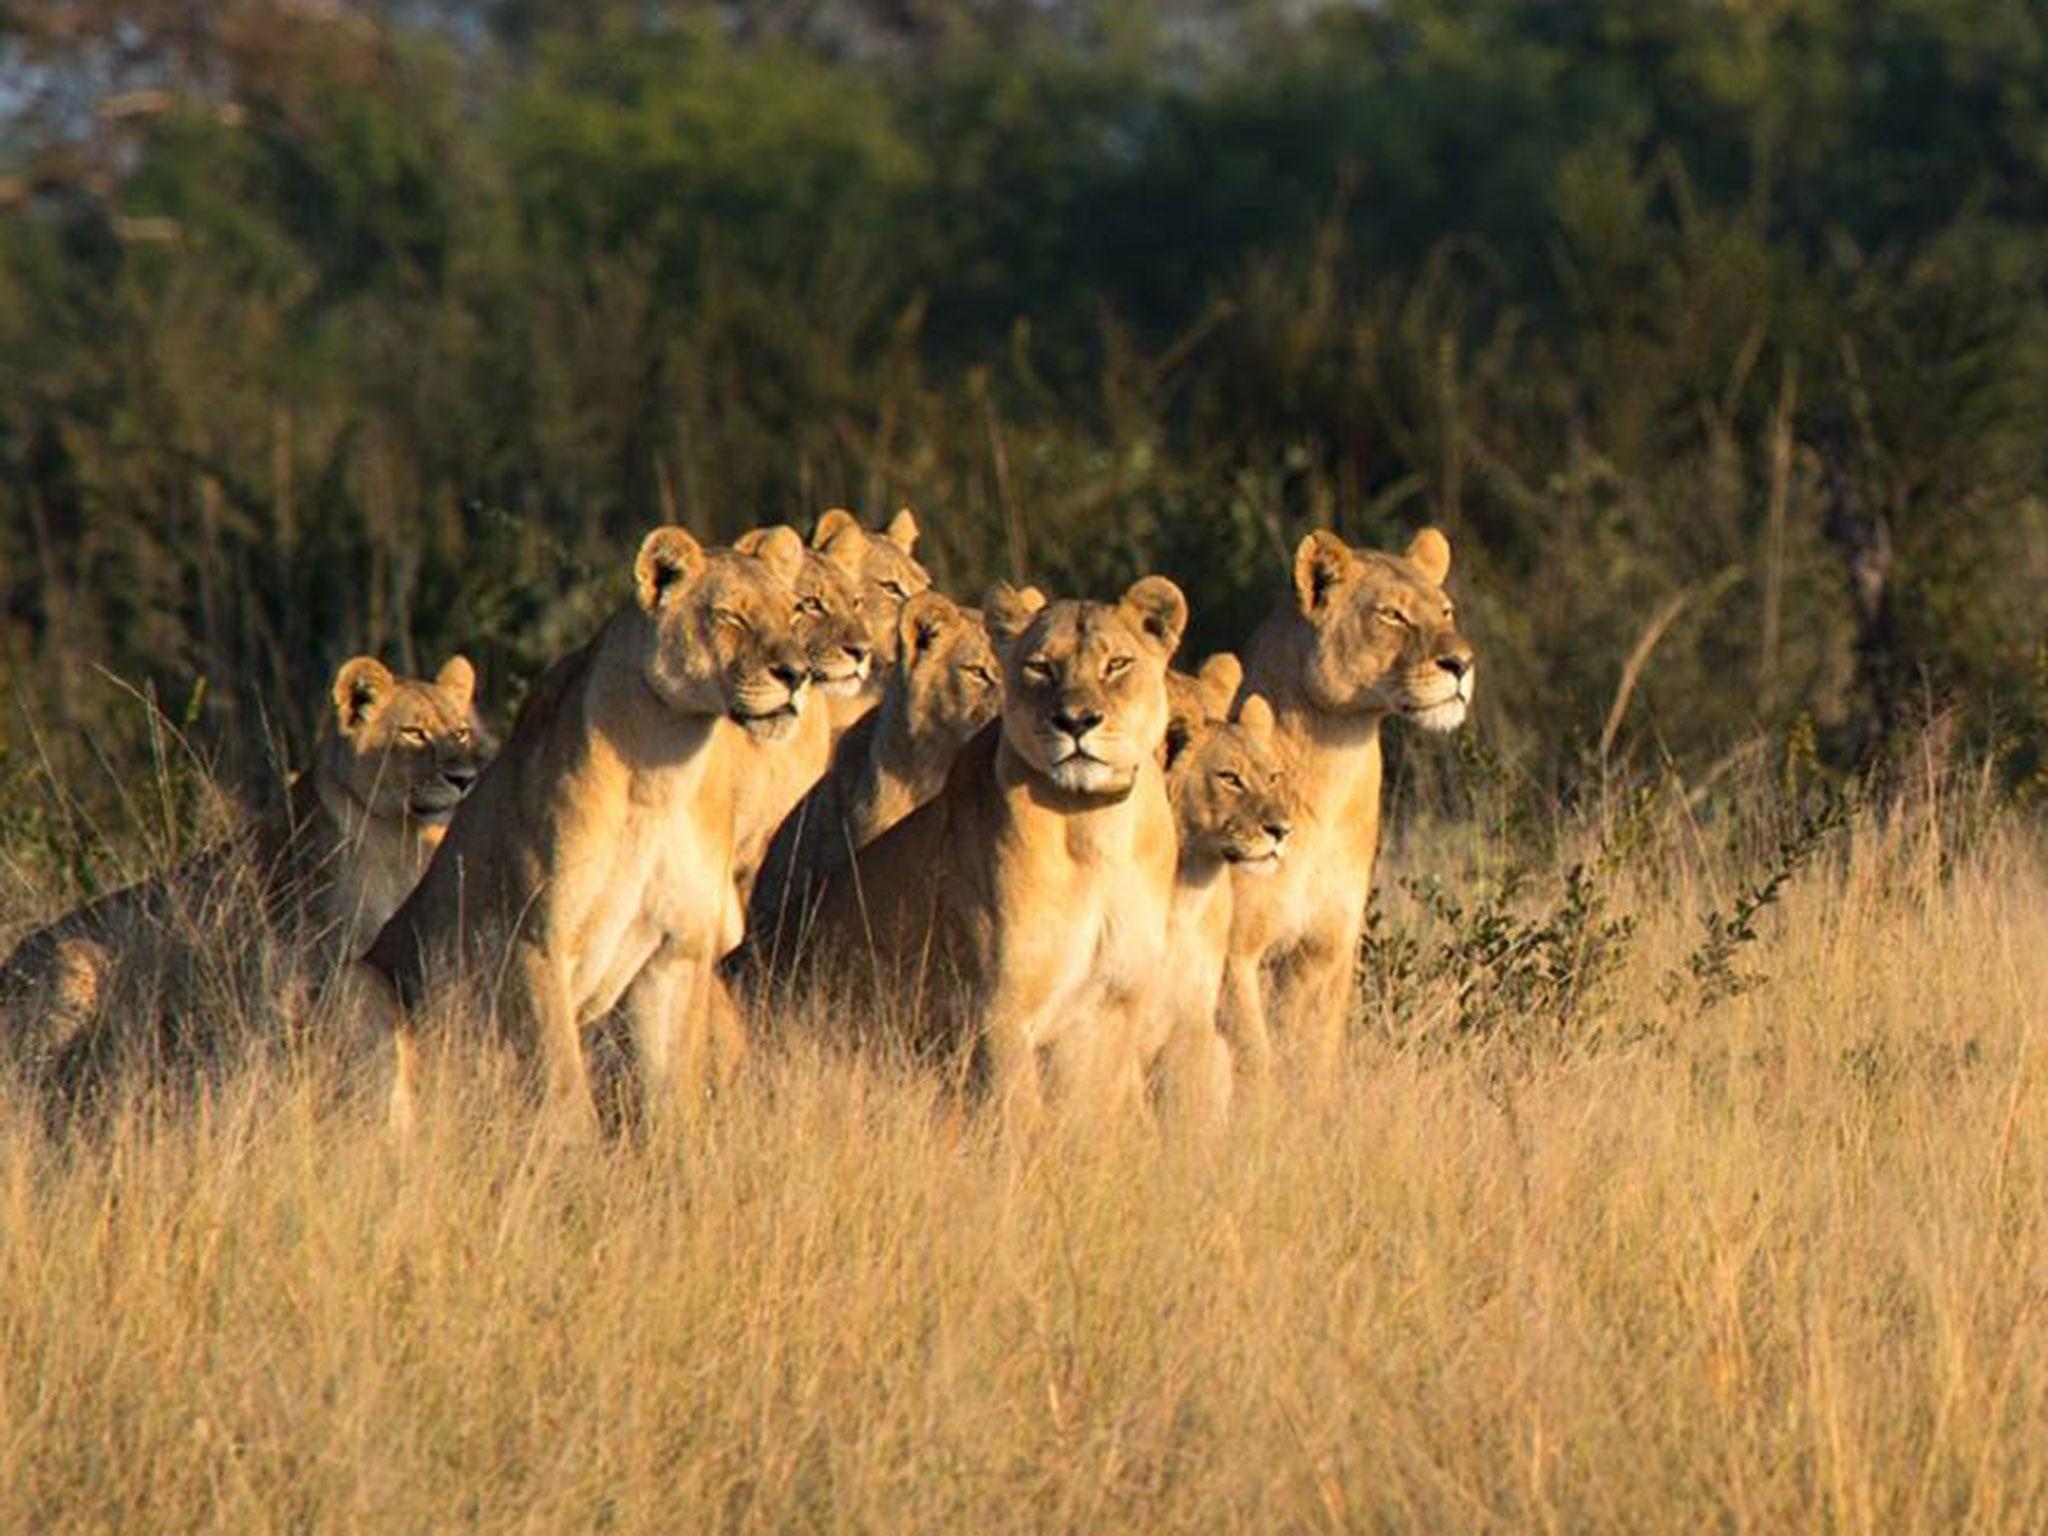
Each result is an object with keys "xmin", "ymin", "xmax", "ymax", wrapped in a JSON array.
[
  {"xmin": 880, "ymin": 580, "xmax": 908, "ymax": 600},
  {"xmin": 453, "ymin": 727, "xmax": 472, "ymax": 746},
  {"xmin": 965, "ymin": 665, "xmax": 996, "ymax": 686},
  {"xmin": 1022, "ymin": 658, "xmax": 1055, "ymax": 683},
  {"xmin": 400, "ymin": 726, "xmax": 429, "ymax": 746},
  {"xmin": 1104, "ymin": 656, "xmax": 1133, "ymax": 679},
  {"xmin": 1216, "ymin": 770, "xmax": 1245, "ymax": 791},
  {"xmin": 1376, "ymin": 606, "xmax": 1412, "ymax": 628},
  {"xmin": 713, "ymin": 608, "xmax": 750, "ymax": 633},
  {"xmin": 796, "ymin": 595, "xmax": 826, "ymax": 616}
]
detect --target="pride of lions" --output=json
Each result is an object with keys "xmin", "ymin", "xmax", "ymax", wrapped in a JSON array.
[{"xmin": 1, "ymin": 512, "xmax": 1475, "ymax": 1136}]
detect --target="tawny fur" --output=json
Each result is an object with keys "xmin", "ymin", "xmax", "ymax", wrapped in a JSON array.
[
  {"xmin": 806, "ymin": 576, "xmax": 1186, "ymax": 1126},
  {"xmin": 1223, "ymin": 526, "xmax": 1475, "ymax": 1084},
  {"xmin": 358, "ymin": 527, "xmax": 812, "ymax": 1137},
  {"xmin": 0, "ymin": 655, "xmax": 486, "ymax": 1078}
]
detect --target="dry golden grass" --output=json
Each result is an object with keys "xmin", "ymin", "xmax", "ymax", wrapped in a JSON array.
[{"xmin": 3, "ymin": 771, "xmax": 2046, "ymax": 1533}]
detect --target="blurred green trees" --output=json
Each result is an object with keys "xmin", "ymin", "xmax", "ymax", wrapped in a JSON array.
[{"xmin": 2, "ymin": 0, "xmax": 2043, "ymax": 843}]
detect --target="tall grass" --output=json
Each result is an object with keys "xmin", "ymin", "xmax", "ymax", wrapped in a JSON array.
[{"xmin": 3, "ymin": 755, "xmax": 2045, "ymax": 1532}]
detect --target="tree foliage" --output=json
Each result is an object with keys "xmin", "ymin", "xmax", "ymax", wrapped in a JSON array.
[{"xmin": 2, "ymin": 0, "xmax": 2043, "ymax": 824}]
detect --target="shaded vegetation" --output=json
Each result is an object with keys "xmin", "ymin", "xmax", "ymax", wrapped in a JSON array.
[{"xmin": 2, "ymin": 0, "xmax": 2044, "ymax": 883}]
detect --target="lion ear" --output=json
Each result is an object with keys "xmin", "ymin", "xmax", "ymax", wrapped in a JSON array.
[
  {"xmin": 885, "ymin": 506, "xmax": 920, "ymax": 554},
  {"xmin": 898, "ymin": 589, "xmax": 963, "ymax": 665},
  {"xmin": 982, "ymin": 580, "xmax": 1046, "ymax": 647},
  {"xmin": 743, "ymin": 524, "xmax": 807, "ymax": 585},
  {"xmin": 435, "ymin": 655, "xmax": 476, "ymax": 710},
  {"xmin": 1196, "ymin": 652, "xmax": 1242, "ymax": 721},
  {"xmin": 1237, "ymin": 691, "xmax": 1276, "ymax": 747},
  {"xmin": 1293, "ymin": 530, "xmax": 1355, "ymax": 615},
  {"xmin": 1119, "ymin": 575, "xmax": 1187, "ymax": 658},
  {"xmin": 635, "ymin": 526, "xmax": 707, "ymax": 611},
  {"xmin": 332, "ymin": 656, "xmax": 395, "ymax": 734},
  {"xmin": 811, "ymin": 508, "xmax": 860, "ymax": 550},
  {"xmin": 1404, "ymin": 526, "xmax": 1452, "ymax": 585},
  {"xmin": 814, "ymin": 521, "xmax": 867, "ymax": 579}
]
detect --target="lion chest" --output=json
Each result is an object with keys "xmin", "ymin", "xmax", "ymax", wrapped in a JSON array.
[
  {"xmin": 553, "ymin": 758, "xmax": 735, "ymax": 1015},
  {"xmin": 992, "ymin": 785, "xmax": 1175, "ymax": 1045}
]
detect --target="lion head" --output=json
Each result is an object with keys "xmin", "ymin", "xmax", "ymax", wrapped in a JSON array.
[
  {"xmin": 1169, "ymin": 692, "xmax": 1296, "ymax": 873},
  {"xmin": 985, "ymin": 574, "xmax": 1185, "ymax": 796},
  {"xmin": 894, "ymin": 590, "xmax": 1003, "ymax": 755},
  {"xmin": 738, "ymin": 524, "xmax": 872, "ymax": 699},
  {"xmin": 634, "ymin": 524, "xmax": 811, "ymax": 742},
  {"xmin": 811, "ymin": 507, "xmax": 932, "ymax": 669},
  {"xmin": 323, "ymin": 654, "xmax": 487, "ymax": 827},
  {"xmin": 1286, "ymin": 527, "xmax": 1475, "ymax": 731},
  {"xmin": 1163, "ymin": 651, "xmax": 1244, "ymax": 770}
]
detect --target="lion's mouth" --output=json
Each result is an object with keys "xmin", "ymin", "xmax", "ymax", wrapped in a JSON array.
[
  {"xmin": 407, "ymin": 784, "xmax": 470, "ymax": 823},
  {"xmin": 1224, "ymin": 844, "xmax": 1284, "ymax": 872},
  {"xmin": 732, "ymin": 702, "xmax": 803, "ymax": 741}
]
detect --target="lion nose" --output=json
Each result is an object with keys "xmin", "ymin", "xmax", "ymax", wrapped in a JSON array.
[
  {"xmin": 443, "ymin": 765, "xmax": 477, "ymax": 789},
  {"xmin": 770, "ymin": 661, "xmax": 807, "ymax": 691},
  {"xmin": 842, "ymin": 644, "xmax": 869, "ymax": 670},
  {"xmin": 1052, "ymin": 706, "xmax": 1102, "ymax": 740},
  {"xmin": 1264, "ymin": 821, "xmax": 1291, "ymax": 843},
  {"xmin": 1436, "ymin": 652, "xmax": 1472, "ymax": 681}
]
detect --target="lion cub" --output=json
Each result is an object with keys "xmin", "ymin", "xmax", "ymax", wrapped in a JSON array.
[
  {"xmin": 360, "ymin": 527, "xmax": 811, "ymax": 1135},
  {"xmin": 1224, "ymin": 526, "xmax": 1474, "ymax": 1083},
  {"xmin": 808, "ymin": 575, "xmax": 1186, "ymax": 1125},
  {"xmin": 1138, "ymin": 654, "xmax": 1295, "ymax": 1137}
]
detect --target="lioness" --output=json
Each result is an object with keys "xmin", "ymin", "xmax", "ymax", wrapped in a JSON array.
[
  {"xmin": 1138, "ymin": 656, "xmax": 1295, "ymax": 1137},
  {"xmin": 0, "ymin": 655, "xmax": 485, "ymax": 1079},
  {"xmin": 809, "ymin": 575, "xmax": 1185, "ymax": 1124},
  {"xmin": 1223, "ymin": 526, "xmax": 1474, "ymax": 1081},
  {"xmin": 359, "ymin": 527, "xmax": 811, "ymax": 1135},
  {"xmin": 808, "ymin": 507, "xmax": 932, "ymax": 734},
  {"xmin": 746, "ymin": 588, "xmax": 1003, "ymax": 957},
  {"xmin": 726, "ymin": 523, "xmax": 870, "ymax": 901}
]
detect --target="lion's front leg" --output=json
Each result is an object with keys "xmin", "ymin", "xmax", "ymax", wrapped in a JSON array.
[
  {"xmin": 1265, "ymin": 912, "xmax": 1360, "ymax": 1088},
  {"xmin": 520, "ymin": 940, "xmax": 599, "ymax": 1142},
  {"xmin": 620, "ymin": 944, "xmax": 689, "ymax": 1132},
  {"xmin": 1218, "ymin": 951, "xmax": 1274, "ymax": 1089}
]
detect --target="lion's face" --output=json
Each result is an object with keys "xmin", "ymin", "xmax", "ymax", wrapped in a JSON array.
[
  {"xmin": 812, "ymin": 507, "xmax": 932, "ymax": 668},
  {"xmin": 329, "ymin": 655, "xmax": 488, "ymax": 826},
  {"xmin": 897, "ymin": 590, "xmax": 1002, "ymax": 752},
  {"xmin": 1289, "ymin": 527, "xmax": 1475, "ymax": 731},
  {"xmin": 635, "ymin": 526, "xmax": 812, "ymax": 742},
  {"xmin": 742, "ymin": 526, "xmax": 873, "ymax": 699},
  {"xmin": 986, "ymin": 575, "xmax": 1185, "ymax": 796},
  {"xmin": 1169, "ymin": 693, "xmax": 1297, "ymax": 873}
]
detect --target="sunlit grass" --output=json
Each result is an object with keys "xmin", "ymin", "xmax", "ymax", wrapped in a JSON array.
[{"xmin": 3, "ymin": 768, "xmax": 2045, "ymax": 1531}]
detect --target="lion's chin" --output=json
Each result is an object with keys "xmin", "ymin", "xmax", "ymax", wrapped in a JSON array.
[
  {"xmin": 1407, "ymin": 698, "xmax": 1468, "ymax": 733},
  {"xmin": 813, "ymin": 673, "xmax": 865, "ymax": 699},
  {"xmin": 1046, "ymin": 757, "xmax": 1127, "ymax": 795},
  {"xmin": 734, "ymin": 705, "xmax": 802, "ymax": 743},
  {"xmin": 409, "ymin": 804, "xmax": 458, "ymax": 827},
  {"xmin": 1225, "ymin": 849, "xmax": 1282, "ymax": 874}
]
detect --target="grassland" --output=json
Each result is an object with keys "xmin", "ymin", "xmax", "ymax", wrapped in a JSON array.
[{"xmin": 3, "ymin": 757, "xmax": 2045, "ymax": 1533}]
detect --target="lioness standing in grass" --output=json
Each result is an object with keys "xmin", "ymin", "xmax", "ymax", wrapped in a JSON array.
[
  {"xmin": 359, "ymin": 527, "xmax": 812, "ymax": 1137},
  {"xmin": 1224, "ymin": 527, "xmax": 1474, "ymax": 1083},
  {"xmin": 809, "ymin": 576, "xmax": 1186, "ymax": 1125},
  {"xmin": 0, "ymin": 655, "xmax": 486, "ymax": 1087}
]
